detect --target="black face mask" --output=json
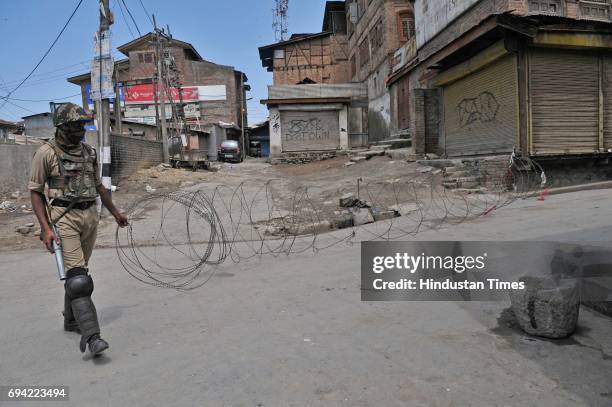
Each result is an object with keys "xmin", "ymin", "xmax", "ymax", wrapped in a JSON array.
[{"xmin": 55, "ymin": 124, "xmax": 86, "ymax": 151}]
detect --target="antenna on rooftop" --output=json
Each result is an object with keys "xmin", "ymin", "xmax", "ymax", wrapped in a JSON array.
[{"xmin": 273, "ymin": 0, "xmax": 289, "ymax": 42}]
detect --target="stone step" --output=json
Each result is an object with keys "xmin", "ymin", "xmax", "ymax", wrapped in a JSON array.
[
  {"xmin": 386, "ymin": 148, "xmax": 416, "ymax": 161},
  {"xmin": 444, "ymin": 171, "xmax": 470, "ymax": 179},
  {"xmin": 357, "ymin": 150, "xmax": 386, "ymax": 159},
  {"xmin": 371, "ymin": 138, "xmax": 412, "ymax": 150},
  {"xmin": 371, "ymin": 144, "xmax": 392, "ymax": 151}
]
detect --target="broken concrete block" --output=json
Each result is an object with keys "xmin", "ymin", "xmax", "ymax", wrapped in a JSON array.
[
  {"xmin": 344, "ymin": 161, "xmax": 356, "ymax": 167},
  {"xmin": 509, "ymin": 276, "xmax": 580, "ymax": 339},
  {"xmin": 331, "ymin": 212, "xmax": 354, "ymax": 229},
  {"xmin": 288, "ymin": 220, "xmax": 331, "ymax": 235},
  {"xmin": 390, "ymin": 203, "xmax": 420, "ymax": 216},
  {"xmin": 351, "ymin": 207, "xmax": 374, "ymax": 226},
  {"xmin": 372, "ymin": 208, "xmax": 398, "ymax": 222},
  {"xmin": 339, "ymin": 193, "xmax": 358, "ymax": 208}
]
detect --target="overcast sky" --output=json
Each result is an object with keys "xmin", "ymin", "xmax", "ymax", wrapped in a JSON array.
[{"xmin": 0, "ymin": 0, "xmax": 329, "ymax": 123}]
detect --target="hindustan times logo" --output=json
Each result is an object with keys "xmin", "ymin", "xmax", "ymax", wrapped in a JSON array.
[{"xmin": 372, "ymin": 252, "xmax": 488, "ymax": 274}]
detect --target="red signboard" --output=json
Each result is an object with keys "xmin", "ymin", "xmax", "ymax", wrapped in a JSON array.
[{"xmin": 125, "ymin": 84, "xmax": 199, "ymax": 104}]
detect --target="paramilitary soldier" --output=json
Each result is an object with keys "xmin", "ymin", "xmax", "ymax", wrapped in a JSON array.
[{"xmin": 29, "ymin": 103, "xmax": 128, "ymax": 356}]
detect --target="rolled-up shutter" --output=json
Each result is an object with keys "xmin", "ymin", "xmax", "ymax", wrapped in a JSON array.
[
  {"xmin": 443, "ymin": 55, "xmax": 517, "ymax": 156},
  {"xmin": 280, "ymin": 110, "xmax": 340, "ymax": 151},
  {"xmin": 604, "ymin": 57, "xmax": 612, "ymax": 151},
  {"xmin": 530, "ymin": 49, "xmax": 599, "ymax": 154}
]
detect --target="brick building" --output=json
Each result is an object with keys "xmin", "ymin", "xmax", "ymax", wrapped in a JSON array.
[
  {"xmin": 259, "ymin": 1, "xmax": 369, "ymax": 162},
  {"xmin": 346, "ymin": 0, "xmax": 414, "ymax": 141},
  {"xmin": 388, "ymin": 0, "xmax": 612, "ymax": 158},
  {"xmin": 67, "ymin": 32, "xmax": 248, "ymax": 140}
]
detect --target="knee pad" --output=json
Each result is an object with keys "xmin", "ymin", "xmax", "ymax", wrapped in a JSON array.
[{"xmin": 65, "ymin": 268, "xmax": 94, "ymax": 298}]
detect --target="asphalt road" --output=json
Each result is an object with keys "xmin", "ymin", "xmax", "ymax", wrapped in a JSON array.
[{"xmin": 1, "ymin": 189, "xmax": 611, "ymax": 406}]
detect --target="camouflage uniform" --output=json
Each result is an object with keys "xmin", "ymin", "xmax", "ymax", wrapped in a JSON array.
[{"xmin": 29, "ymin": 103, "xmax": 109, "ymax": 355}]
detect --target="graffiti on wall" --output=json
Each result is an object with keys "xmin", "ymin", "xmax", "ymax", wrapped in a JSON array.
[
  {"xmin": 284, "ymin": 118, "xmax": 331, "ymax": 142},
  {"xmin": 456, "ymin": 91, "xmax": 499, "ymax": 128}
]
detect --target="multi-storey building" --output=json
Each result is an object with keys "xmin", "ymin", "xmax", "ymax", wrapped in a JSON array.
[
  {"xmin": 259, "ymin": 1, "xmax": 369, "ymax": 161},
  {"xmin": 68, "ymin": 33, "xmax": 248, "ymax": 141},
  {"xmin": 346, "ymin": 0, "xmax": 414, "ymax": 141},
  {"xmin": 389, "ymin": 0, "xmax": 612, "ymax": 158}
]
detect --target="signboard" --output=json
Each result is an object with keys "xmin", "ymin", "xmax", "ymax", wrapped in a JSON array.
[
  {"xmin": 183, "ymin": 103, "xmax": 200, "ymax": 118},
  {"xmin": 124, "ymin": 84, "xmax": 199, "ymax": 104},
  {"xmin": 197, "ymin": 85, "xmax": 226, "ymax": 101},
  {"xmin": 125, "ymin": 104, "xmax": 172, "ymax": 119},
  {"xmin": 90, "ymin": 31, "xmax": 114, "ymax": 101},
  {"xmin": 415, "ymin": 0, "xmax": 480, "ymax": 48},
  {"xmin": 93, "ymin": 31, "xmax": 111, "ymax": 58},
  {"xmin": 86, "ymin": 83, "xmax": 124, "ymax": 105}
]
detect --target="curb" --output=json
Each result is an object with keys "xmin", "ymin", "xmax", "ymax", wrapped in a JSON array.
[{"xmin": 526, "ymin": 181, "xmax": 612, "ymax": 198}]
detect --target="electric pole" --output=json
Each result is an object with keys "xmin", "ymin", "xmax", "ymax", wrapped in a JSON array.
[
  {"xmin": 153, "ymin": 15, "xmax": 170, "ymax": 163},
  {"xmin": 95, "ymin": 0, "xmax": 113, "ymax": 211}
]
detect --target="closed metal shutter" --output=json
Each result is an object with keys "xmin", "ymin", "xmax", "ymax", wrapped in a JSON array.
[
  {"xmin": 443, "ymin": 55, "xmax": 517, "ymax": 156},
  {"xmin": 280, "ymin": 110, "xmax": 340, "ymax": 151},
  {"xmin": 530, "ymin": 49, "xmax": 599, "ymax": 154},
  {"xmin": 603, "ymin": 57, "xmax": 612, "ymax": 151}
]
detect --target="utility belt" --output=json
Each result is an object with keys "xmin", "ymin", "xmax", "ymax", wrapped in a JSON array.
[{"xmin": 51, "ymin": 200, "xmax": 96, "ymax": 210}]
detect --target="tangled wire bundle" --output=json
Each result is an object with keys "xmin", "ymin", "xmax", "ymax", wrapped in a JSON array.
[{"xmin": 116, "ymin": 154, "xmax": 547, "ymax": 290}]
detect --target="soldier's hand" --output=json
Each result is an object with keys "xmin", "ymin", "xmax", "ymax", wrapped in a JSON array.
[
  {"xmin": 114, "ymin": 212, "xmax": 129, "ymax": 228},
  {"xmin": 42, "ymin": 228, "xmax": 60, "ymax": 253}
]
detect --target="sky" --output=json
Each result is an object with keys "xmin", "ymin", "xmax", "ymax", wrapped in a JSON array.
[{"xmin": 0, "ymin": 0, "xmax": 330, "ymax": 124}]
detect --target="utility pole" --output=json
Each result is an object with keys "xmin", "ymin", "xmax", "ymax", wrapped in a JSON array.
[
  {"xmin": 153, "ymin": 14, "xmax": 169, "ymax": 163},
  {"xmin": 115, "ymin": 79, "xmax": 122, "ymax": 136},
  {"xmin": 240, "ymin": 73, "xmax": 246, "ymax": 159},
  {"xmin": 95, "ymin": 0, "xmax": 113, "ymax": 211}
]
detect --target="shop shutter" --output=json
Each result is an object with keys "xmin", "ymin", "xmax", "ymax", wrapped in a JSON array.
[
  {"xmin": 530, "ymin": 49, "xmax": 599, "ymax": 154},
  {"xmin": 443, "ymin": 55, "xmax": 518, "ymax": 156},
  {"xmin": 280, "ymin": 110, "xmax": 340, "ymax": 151},
  {"xmin": 603, "ymin": 56, "xmax": 612, "ymax": 151}
]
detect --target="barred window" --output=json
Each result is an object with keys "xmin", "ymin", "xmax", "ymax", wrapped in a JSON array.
[
  {"xmin": 528, "ymin": 0, "xmax": 563, "ymax": 15},
  {"xmin": 370, "ymin": 19, "xmax": 384, "ymax": 51},
  {"xmin": 398, "ymin": 12, "xmax": 415, "ymax": 43},
  {"xmin": 579, "ymin": 0, "xmax": 611, "ymax": 20}
]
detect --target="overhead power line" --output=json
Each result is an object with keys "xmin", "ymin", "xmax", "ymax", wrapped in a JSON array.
[
  {"xmin": 121, "ymin": 0, "xmax": 142, "ymax": 36},
  {"xmin": 116, "ymin": 0, "xmax": 136, "ymax": 38},
  {"xmin": 137, "ymin": 0, "xmax": 155, "ymax": 27},
  {"xmin": 0, "ymin": 93, "xmax": 82, "ymax": 102},
  {"xmin": 0, "ymin": 0, "xmax": 85, "ymax": 109}
]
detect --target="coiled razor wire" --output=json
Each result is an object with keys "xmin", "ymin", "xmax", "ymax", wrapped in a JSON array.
[{"xmin": 116, "ymin": 154, "xmax": 548, "ymax": 290}]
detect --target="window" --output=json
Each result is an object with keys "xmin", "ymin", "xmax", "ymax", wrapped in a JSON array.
[
  {"xmin": 370, "ymin": 19, "xmax": 384, "ymax": 51},
  {"xmin": 580, "ymin": 0, "xmax": 611, "ymax": 20},
  {"xmin": 359, "ymin": 38, "xmax": 370, "ymax": 67},
  {"xmin": 350, "ymin": 54, "xmax": 357, "ymax": 78},
  {"xmin": 137, "ymin": 52, "xmax": 154, "ymax": 64},
  {"xmin": 529, "ymin": 0, "xmax": 563, "ymax": 15},
  {"xmin": 398, "ymin": 12, "xmax": 415, "ymax": 43}
]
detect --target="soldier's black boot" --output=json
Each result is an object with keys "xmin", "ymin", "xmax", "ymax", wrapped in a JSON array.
[
  {"xmin": 65, "ymin": 268, "xmax": 109, "ymax": 356},
  {"xmin": 63, "ymin": 292, "xmax": 80, "ymax": 333}
]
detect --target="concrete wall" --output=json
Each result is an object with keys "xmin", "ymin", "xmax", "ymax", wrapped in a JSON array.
[
  {"xmin": 110, "ymin": 135, "xmax": 163, "ymax": 181},
  {"xmin": 23, "ymin": 114, "xmax": 54, "ymax": 140},
  {"xmin": 0, "ymin": 144, "xmax": 40, "ymax": 196}
]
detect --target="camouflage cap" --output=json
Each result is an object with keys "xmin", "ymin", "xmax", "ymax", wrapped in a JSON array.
[{"xmin": 53, "ymin": 103, "xmax": 92, "ymax": 127}]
